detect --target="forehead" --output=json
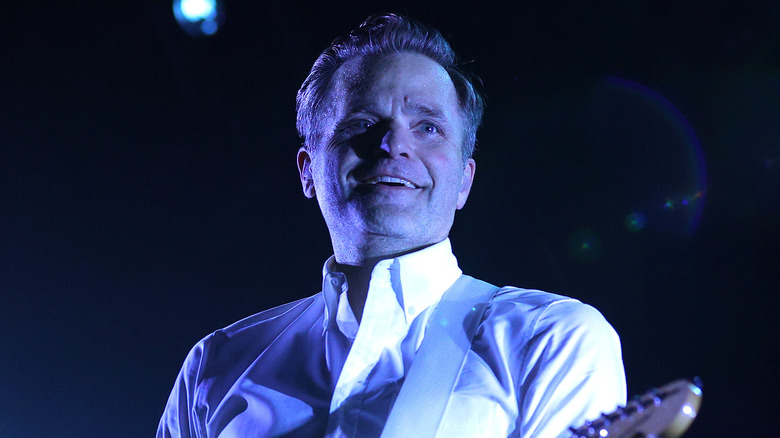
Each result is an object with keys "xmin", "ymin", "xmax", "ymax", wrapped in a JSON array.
[{"xmin": 327, "ymin": 52, "xmax": 461, "ymax": 116}]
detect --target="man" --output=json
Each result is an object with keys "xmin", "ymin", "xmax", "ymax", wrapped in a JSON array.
[{"xmin": 158, "ymin": 14, "xmax": 626, "ymax": 438}]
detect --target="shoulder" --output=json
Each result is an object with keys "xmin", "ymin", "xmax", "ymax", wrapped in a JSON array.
[
  {"xmin": 159, "ymin": 293, "xmax": 326, "ymax": 435},
  {"xmin": 485, "ymin": 287, "xmax": 627, "ymax": 435},
  {"xmin": 186, "ymin": 293, "xmax": 325, "ymax": 370},
  {"xmin": 491, "ymin": 286, "xmax": 604, "ymax": 323},
  {"xmin": 492, "ymin": 286, "xmax": 577, "ymax": 310},
  {"xmin": 485, "ymin": 284, "xmax": 624, "ymax": 381},
  {"xmin": 491, "ymin": 286, "xmax": 613, "ymax": 330},
  {"xmin": 481, "ymin": 285, "xmax": 620, "ymax": 353},
  {"xmin": 215, "ymin": 292, "xmax": 324, "ymax": 338}
]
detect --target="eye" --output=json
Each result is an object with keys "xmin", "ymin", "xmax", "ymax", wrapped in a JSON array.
[
  {"xmin": 347, "ymin": 119, "xmax": 376, "ymax": 131},
  {"xmin": 354, "ymin": 119, "xmax": 375, "ymax": 129},
  {"xmin": 341, "ymin": 118, "xmax": 376, "ymax": 136},
  {"xmin": 415, "ymin": 122, "xmax": 441, "ymax": 135},
  {"xmin": 334, "ymin": 118, "xmax": 377, "ymax": 140}
]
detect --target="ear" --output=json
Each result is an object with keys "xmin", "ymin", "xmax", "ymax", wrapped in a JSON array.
[
  {"xmin": 456, "ymin": 158, "xmax": 476, "ymax": 210},
  {"xmin": 297, "ymin": 147, "xmax": 316, "ymax": 199}
]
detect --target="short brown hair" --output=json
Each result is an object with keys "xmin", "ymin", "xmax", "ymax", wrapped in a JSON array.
[{"xmin": 296, "ymin": 13, "xmax": 485, "ymax": 160}]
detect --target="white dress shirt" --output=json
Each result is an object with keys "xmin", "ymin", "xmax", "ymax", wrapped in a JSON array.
[{"xmin": 157, "ymin": 239, "xmax": 626, "ymax": 438}]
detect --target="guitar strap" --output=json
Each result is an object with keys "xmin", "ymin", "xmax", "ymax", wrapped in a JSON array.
[{"xmin": 379, "ymin": 274, "xmax": 500, "ymax": 438}]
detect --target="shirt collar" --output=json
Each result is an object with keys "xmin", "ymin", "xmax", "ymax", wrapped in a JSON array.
[{"xmin": 321, "ymin": 238, "xmax": 462, "ymax": 332}]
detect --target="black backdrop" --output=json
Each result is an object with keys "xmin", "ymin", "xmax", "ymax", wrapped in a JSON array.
[{"xmin": 2, "ymin": 1, "xmax": 778, "ymax": 436}]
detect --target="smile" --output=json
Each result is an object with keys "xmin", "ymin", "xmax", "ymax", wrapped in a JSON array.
[{"xmin": 361, "ymin": 176, "xmax": 419, "ymax": 189}]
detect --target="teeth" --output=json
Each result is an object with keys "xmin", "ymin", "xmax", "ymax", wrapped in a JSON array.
[{"xmin": 364, "ymin": 176, "xmax": 418, "ymax": 188}]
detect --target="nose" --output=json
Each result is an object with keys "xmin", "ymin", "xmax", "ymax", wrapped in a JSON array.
[{"xmin": 379, "ymin": 121, "xmax": 411, "ymax": 158}]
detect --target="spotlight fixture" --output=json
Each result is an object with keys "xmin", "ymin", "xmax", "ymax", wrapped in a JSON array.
[{"xmin": 173, "ymin": 0, "xmax": 224, "ymax": 37}]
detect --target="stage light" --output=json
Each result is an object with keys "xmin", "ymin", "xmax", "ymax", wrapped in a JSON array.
[{"xmin": 173, "ymin": 0, "xmax": 224, "ymax": 37}]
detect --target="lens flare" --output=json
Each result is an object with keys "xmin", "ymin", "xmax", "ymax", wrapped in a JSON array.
[
  {"xmin": 625, "ymin": 212, "xmax": 646, "ymax": 232},
  {"xmin": 587, "ymin": 77, "xmax": 707, "ymax": 237},
  {"xmin": 569, "ymin": 229, "xmax": 602, "ymax": 263}
]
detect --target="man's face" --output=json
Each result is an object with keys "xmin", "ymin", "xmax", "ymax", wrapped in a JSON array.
[{"xmin": 297, "ymin": 52, "xmax": 476, "ymax": 257}]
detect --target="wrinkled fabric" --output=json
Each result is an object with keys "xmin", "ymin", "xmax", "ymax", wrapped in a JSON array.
[{"xmin": 157, "ymin": 239, "xmax": 626, "ymax": 438}]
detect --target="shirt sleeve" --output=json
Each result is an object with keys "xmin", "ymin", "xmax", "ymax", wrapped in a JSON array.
[
  {"xmin": 514, "ymin": 299, "xmax": 627, "ymax": 438},
  {"xmin": 157, "ymin": 340, "xmax": 207, "ymax": 438}
]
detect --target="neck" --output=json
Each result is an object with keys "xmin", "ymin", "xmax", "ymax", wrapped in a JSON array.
[
  {"xmin": 331, "ymin": 239, "xmax": 443, "ymax": 322},
  {"xmin": 331, "ymin": 233, "xmax": 442, "ymax": 266},
  {"xmin": 333, "ymin": 262, "xmax": 373, "ymax": 323}
]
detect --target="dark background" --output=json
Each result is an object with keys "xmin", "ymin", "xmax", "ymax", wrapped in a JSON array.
[{"xmin": 2, "ymin": 1, "xmax": 778, "ymax": 436}]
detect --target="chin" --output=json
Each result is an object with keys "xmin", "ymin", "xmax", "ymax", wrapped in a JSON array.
[
  {"xmin": 342, "ymin": 204, "xmax": 453, "ymax": 242},
  {"xmin": 363, "ymin": 219, "xmax": 422, "ymax": 239},
  {"xmin": 365, "ymin": 218, "xmax": 450, "ymax": 245}
]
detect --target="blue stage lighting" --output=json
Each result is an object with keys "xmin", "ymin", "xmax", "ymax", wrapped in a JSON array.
[{"xmin": 173, "ymin": 0, "xmax": 224, "ymax": 37}]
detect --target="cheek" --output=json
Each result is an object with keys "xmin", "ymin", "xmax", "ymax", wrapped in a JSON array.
[
  {"xmin": 430, "ymin": 159, "xmax": 466, "ymax": 195},
  {"xmin": 310, "ymin": 156, "xmax": 333, "ymax": 192},
  {"xmin": 313, "ymin": 150, "xmax": 352, "ymax": 192}
]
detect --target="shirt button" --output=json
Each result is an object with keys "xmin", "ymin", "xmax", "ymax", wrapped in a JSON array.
[
  {"xmin": 331, "ymin": 278, "xmax": 340, "ymax": 286},
  {"xmin": 407, "ymin": 306, "xmax": 416, "ymax": 316}
]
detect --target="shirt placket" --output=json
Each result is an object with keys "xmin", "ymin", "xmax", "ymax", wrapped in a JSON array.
[{"xmin": 326, "ymin": 262, "xmax": 408, "ymax": 436}]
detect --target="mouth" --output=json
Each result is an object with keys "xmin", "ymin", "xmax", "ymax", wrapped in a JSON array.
[{"xmin": 361, "ymin": 176, "xmax": 419, "ymax": 189}]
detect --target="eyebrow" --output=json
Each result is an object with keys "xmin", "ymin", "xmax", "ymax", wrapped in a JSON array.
[
  {"xmin": 345, "ymin": 101, "xmax": 448, "ymax": 122},
  {"xmin": 404, "ymin": 102, "xmax": 446, "ymax": 120}
]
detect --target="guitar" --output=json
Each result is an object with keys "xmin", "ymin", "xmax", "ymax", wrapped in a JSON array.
[{"xmin": 569, "ymin": 379, "xmax": 703, "ymax": 438}]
